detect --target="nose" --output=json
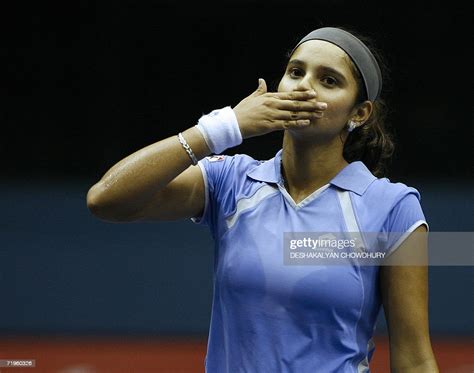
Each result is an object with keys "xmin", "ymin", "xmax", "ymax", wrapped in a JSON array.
[{"xmin": 293, "ymin": 75, "xmax": 314, "ymax": 93}]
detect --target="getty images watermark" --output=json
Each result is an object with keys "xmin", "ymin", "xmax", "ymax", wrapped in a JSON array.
[{"xmin": 283, "ymin": 232, "xmax": 474, "ymax": 266}]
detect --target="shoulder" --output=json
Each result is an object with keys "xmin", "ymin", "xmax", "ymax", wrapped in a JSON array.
[
  {"xmin": 195, "ymin": 153, "xmax": 270, "ymax": 230},
  {"xmin": 352, "ymin": 175, "xmax": 426, "ymax": 233},
  {"xmin": 202, "ymin": 153, "xmax": 260, "ymax": 167},
  {"xmin": 364, "ymin": 177, "xmax": 422, "ymax": 209},
  {"xmin": 198, "ymin": 153, "xmax": 267, "ymax": 194},
  {"xmin": 200, "ymin": 153, "xmax": 264, "ymax": 178}
]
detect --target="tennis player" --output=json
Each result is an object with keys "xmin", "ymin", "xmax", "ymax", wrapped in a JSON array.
[{"xmin": 87, "ymin": 27, "xmax": 439, "ymax": 372}]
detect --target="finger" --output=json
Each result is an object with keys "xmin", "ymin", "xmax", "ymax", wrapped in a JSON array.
[
  {"xmin": 280, "ymin": 111, "xmax": 324, "ymax": 121},
  {"xmin": 269, "ymin": 90, "xmax": 317, "ymax": 101},
  {"xmin": 259, "ymin": 78, "xmax": 267, "ymax": 94},
  {"xmin": 271, "ymin": 119, "xmax": 313, "ymax": 130},
  {"xmin": 273, "ymin": 100, "xmax": 328, "ymax": 112},
  {"xmin": 250, "ymin": 78, "xmax": 268, "ymax": 97}
]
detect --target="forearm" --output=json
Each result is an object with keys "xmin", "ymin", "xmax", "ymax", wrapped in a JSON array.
[
  {"xmin": 391, "ymin": 357, "xmax": 439, "ymax": 373},
  {"xmin": 87, "ymin": 126, "xmax": 210, "ymax": 219},
  {"xmin": 390, "ymin": 342, "xmax": 439, "ymax": 373}
]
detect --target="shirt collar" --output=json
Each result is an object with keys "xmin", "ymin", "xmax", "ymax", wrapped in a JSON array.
[{"xmin": 246, "ymin": 149, "xmax": 377, "ymax": 196}]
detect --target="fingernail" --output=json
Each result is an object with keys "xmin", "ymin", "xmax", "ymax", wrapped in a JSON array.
[
  {"xmin": 308, "ymin": 90, "xmax": 316, "ymax": 97},
  {"xmin": 319, "ymin": 103, "xmax": 328, "ymax": 109}
]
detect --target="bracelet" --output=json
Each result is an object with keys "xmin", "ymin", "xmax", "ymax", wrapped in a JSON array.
[{"xmin": 177, "ymin": 132, "xmax": 198, "ymax": 166}]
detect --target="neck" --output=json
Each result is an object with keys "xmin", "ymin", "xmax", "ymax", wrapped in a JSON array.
[{"xmin": 281, "ymin": 132, "xmax": 349, "ymax": 193}]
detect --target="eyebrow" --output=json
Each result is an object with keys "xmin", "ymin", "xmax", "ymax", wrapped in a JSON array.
[{"xmin": 288, "ymin": 59, "xmax": 348, "ymax": 84}]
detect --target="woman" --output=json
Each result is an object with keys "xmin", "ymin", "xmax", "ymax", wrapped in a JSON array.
[{"xmin": 87, "ymin": 27, "xmax": 439, "ymax": 372}]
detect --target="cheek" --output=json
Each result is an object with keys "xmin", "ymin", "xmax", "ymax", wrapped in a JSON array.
[
  {"xmin": 319, "ymin": 91, "xmax": 356, "ymax": 115},
  {"xmin": 277, "ymin": 76, "xmax": 294, "ymax": 92},
  {"xmin": 318, "ymin": 94, "xmax": 357, "ymax": 129}
]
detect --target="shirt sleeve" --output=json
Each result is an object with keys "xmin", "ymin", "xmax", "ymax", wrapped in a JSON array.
[
  {"xmin": 382, "ymin": 190, "xmax": 429, "ymax": 257},
  {"xmin": 190, "ymin": 155, "xmax": 237, "ymax": 234},
  {"xmin": 190, "ymin": 159, "xmax": 210, "ymax": 226}
]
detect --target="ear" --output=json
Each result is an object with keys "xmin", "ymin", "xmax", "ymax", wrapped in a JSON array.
[{"xmin": 350, "ymin": 100, "xmax": 373, "ymax": 127}]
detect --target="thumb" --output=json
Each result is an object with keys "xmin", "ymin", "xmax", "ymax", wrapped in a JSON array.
[{"xmin": 251, "ymin": 78, "xmax": 267, "ymax": 97}]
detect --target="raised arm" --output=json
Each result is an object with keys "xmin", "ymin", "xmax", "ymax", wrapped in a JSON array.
[
  {"xmin": 86, "ymin": 79, "xmax": 325, "ymax": 222},
  {"xmin": 86, "ymin": 126, "xmax": 210, "ymax": 222}
]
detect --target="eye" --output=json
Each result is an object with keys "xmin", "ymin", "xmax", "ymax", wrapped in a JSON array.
[
  {"xmin": 288, "ymin": 68, "xmax": 304, "ymax": 78},
  {"xmin": 322, "ymin": 76, "xmax": 338, "ymax": 86}
]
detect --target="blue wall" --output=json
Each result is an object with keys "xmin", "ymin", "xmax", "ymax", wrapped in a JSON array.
[{"xmin": 1, "ymin": 179, "xmax": 472, "ymax": 336}]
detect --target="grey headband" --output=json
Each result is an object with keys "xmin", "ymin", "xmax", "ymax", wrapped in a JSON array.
[{"xmin": 291, "ymin": 27, "xmax": 382, "ymax": 101}]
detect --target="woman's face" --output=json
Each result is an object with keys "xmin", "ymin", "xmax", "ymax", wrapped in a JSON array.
[{"xmin": 278, "ymin": 40, "xmax": 363, "ymax": 139}]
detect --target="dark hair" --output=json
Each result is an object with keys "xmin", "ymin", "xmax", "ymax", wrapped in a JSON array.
[
  {"xmin": 339, "ymin": 27, "xmax": 394, "ymax": 178},
  {"xmin": 283, "ymin": 27, "xmax": 395, "ymax": 178}
]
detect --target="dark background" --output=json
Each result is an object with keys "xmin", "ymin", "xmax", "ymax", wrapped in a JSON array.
[
  {"xmin": 1, "ymin": 0, "xmax": 473, "ymax": 340},
  {"xmin": 2, "ymin": 1, "xmax": 472, "ymax": 182}
]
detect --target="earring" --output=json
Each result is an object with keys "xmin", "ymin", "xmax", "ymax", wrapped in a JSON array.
[{"xmin": 347, "ymin": 120, "xmax": 357, "ymax": 132}]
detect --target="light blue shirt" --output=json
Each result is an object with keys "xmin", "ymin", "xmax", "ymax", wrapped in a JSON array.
[{"xmin": 193, "ymin": 149, "xmax": 428, "ymax": 373}]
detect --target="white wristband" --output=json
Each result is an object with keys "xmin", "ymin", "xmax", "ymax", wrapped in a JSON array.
[{"xmin": 195, "ymin": 106, "xmax": 242, "ymax": 154}]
